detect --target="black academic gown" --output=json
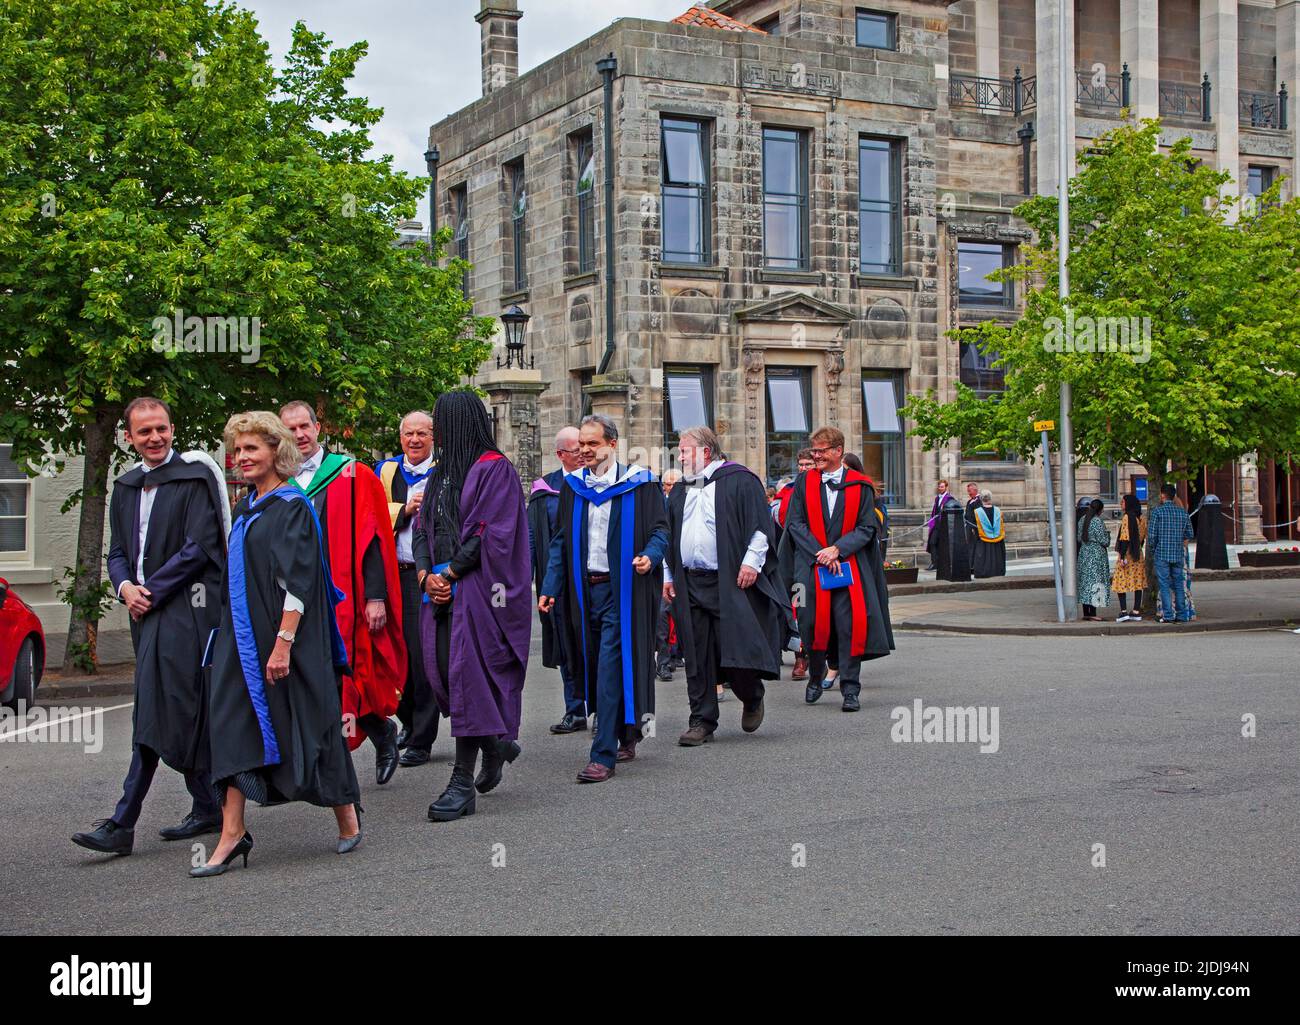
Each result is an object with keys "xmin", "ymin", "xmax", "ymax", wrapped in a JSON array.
[
  {"xmin": 106, "ymin": 457, "xmax": 226, "ymax": 774},
  {"xmin": 208, "ymin": 490, "xmax": 359, "ymax": 808},
  {"xmin": 527, "ymin": 467, "xmax": 566, "ymax": 669},
  {"xmin": 547, "ymin": 469, "xmax": 667, "ymax": 730},
  {"xmin": 778, "ymin": 470, "xmax": 894, "ymax": 660},
  {"xmin": 666, "ymin": 463, "xmax": 794, "ymax": 681}
]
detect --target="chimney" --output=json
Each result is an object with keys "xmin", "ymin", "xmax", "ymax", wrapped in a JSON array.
[{"xmin": 477, "ymin": 1, "xmax": 523, "ymax": 96}]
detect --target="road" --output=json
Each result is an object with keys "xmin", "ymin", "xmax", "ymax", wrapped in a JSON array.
[{"xmin": 2, "ymin": 629, "xmax": 1297, "ymax": 935}]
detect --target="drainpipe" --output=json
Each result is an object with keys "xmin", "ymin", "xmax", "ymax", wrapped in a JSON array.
[
  {"xmin": 593, "ymin": 53, "xmax": 618, "ymax": 400},
  {"xmin": 1016, "ymin": 122, "xmax": 1035, "ymax": 195}
]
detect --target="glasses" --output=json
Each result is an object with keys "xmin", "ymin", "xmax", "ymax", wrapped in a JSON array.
[
  {"xmin": 809, "ymin": 446, "xmax": 840, "ymax": 456},
  {"xmin": 557, "ymin": 448, "xmax": 581, "ymax": 456}
]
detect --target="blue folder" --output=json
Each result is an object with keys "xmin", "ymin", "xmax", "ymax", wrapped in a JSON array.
[{"xmin": 817, "ymin": 561, "xmax": 854, "ymax": 590}]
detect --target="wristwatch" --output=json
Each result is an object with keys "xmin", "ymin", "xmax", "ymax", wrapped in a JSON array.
[{"xmin": 276, "ymin": 629, "xmax": 296, "ymax": 644}]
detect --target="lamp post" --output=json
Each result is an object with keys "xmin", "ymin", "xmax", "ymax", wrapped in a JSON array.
[
  {"xmin": 497, "ymin": 304, "xmax": 533, "ymax": 370},
  {"xmin": 423, "ymin": 146, "xmax": 440, "ymax": 261},
  {"xmin": 1057, "ymin": 0, "xmax": 1078, "ymax": 621}
]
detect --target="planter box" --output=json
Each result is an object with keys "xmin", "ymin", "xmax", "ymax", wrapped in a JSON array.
[
  {"xmin": 1238, "ymin": 550, "xmax": 1300, "ymax": 568},
  {"xmin": 884, "ymin": 567, "xmax": 919, "ymax": 585}
]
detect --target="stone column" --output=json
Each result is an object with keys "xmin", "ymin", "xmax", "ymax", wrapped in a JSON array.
[
  {"xmin": 1279, "ymin": 2, "xmax": 1300, "ymax": 176},
  {"xmin": 740, "ymin": 346, "xmax": 766, "ymax": 478},
  {"xmin": 1035, "ymin": 0, "xmax": 1077, "ymax": 196},
  {"xmin": 975, "ymin": 0, "xmax": 1000, "ymax": 83},
  {"xmin": 1201, "ymin": 0, "xmax": 1239, "ymax": 215},
  {"xmin": 1238, "ymin": 453, "xmax": 1266, "ymax": 543},
  {"xmin": 476, "ymin": 1, "xmax": 523, "ymax": 97},
  {"xmin": 479, "ymin": 366, "xmax": 548, "ymax": 488},
  {"xmin": 1120, "ymin": 0, "xmax": 1160, "ymax": 119}
]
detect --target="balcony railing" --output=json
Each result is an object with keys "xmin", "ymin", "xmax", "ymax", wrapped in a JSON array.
[
  {"xmin": 1076, "ymin": 66, "xmax": 1130, "ymax": 110},
  {"xmin": 1159, "ymin": 74, "xmax": 1212, "ymax": 122},
  {"xmin": 1240, "ymin": 87, "xmax": 1288, "ymax": 130},
  {"xmin": 948, "ymin": 68, "xmax": 1036, "ymax": 115}
]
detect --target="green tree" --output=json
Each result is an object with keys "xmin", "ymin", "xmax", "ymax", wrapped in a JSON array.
[
  {"xmin": 0, "ymin": 0, "xmax": 492, "ymax": 671},
  {"xmin": 906, "ymin": 119, "xmax": 1300, "ymax": 607}
]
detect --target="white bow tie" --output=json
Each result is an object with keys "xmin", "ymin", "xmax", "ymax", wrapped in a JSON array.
[{"xmin": 822, "ymin": 472, "xmax": 842, "ymax": 484}]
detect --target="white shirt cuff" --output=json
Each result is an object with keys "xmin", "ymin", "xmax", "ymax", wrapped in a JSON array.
[{"xmin": 282, "ymin": 589, "xmax": 305, "ymax": 614}]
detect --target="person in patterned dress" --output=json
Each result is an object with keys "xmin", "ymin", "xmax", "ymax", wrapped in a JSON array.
[
  {"xmin": 1076, "ymin": 498, "xmax": 1112, "ymax": 620},
  {"xmin": 1112, "ymin": 494, "xmax": 1147, "ymax": 622}
]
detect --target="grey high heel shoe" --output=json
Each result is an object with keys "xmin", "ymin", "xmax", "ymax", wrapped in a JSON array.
[{"xmin": 190, "ymin": 832, "xmax": 253, "ymax": 877}]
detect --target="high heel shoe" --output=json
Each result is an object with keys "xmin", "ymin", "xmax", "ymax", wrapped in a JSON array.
[
  {"xmin": 338, "ymin": 804, "xmax": 363, "ymax": 854},
  {"xmin": 189, "ymin": 832, "xmax": 253, "ymax": 878}
]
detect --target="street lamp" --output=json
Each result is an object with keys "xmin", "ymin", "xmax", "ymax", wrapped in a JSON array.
[
  {"xmin": 497, "ymin": 304, "xmax": 533, "ymax": 370},
  {"xmin": 423, "ymin": 146, "xmax": 440, "ymax": 261}
]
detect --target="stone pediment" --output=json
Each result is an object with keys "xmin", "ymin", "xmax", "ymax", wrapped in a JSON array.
[{"xmin": 733, "ymin": 291, "xmax": 855, "ymax": 324}]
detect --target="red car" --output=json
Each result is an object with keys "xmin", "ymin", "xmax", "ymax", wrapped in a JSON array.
[{"xmin": 0, "ymin": 577, "xmax": 44, "ymax": 708}]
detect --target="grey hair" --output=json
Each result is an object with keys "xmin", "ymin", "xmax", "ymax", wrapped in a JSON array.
[
  {"xmin": 678, "ymin": 425, "xmax": 725, "ymax": 461},
  {"xmin": 580, "ymin": 413, "xmax": 618, "ymax": 443},
  {"xmin": 400, "ymin": 410, "xmax": 433, "ymax": 432},
  {"xmin": 979, "ymin": 489, "xmax": 993, "ymax": 504}
]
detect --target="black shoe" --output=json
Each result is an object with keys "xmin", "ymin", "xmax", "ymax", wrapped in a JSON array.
[
  {"xmin": 428, "ymin": 765, "xmax": 476, "ymax": 821},
  {"xmin": 399, "ymin": 747, "xmax": 431, "ymax": 768},
  {"xmin": 655, "ymin": 669, "xmax": 673, "ymax": 682},
  {"xmin": 475, "ymin": 738, "xmax": 521, "ymax": 794},
  {"xmin": 549, "ymin": 714, "xmax": 588, "ymax": 734},
  {"xmin": 842, "ymin": 691, "xmax": 861, "ymax": 712},
  {"xmin": 158, "ymin": 813, "xmax": 222, "ymax": 841},
  {"xmin": 71, "ymin": 819, "xmax": 134, "ymax": 856},
  {"xmin": 189, "ymin": 832, "xmax": 253, "ymax": 877},
  {"xmin": 395, "ymin": 726, "xmax": 411, "ymax": 749},
  {"xmin": 370, "ymin": 717, "xmax": 400, "ymax": 785},
  {"xmin": 805, "ymin": 681, "xmax": 824, "ymax": 704}
]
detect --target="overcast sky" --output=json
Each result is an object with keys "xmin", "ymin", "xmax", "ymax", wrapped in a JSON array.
[{"xmin": 241, "ymin": 0, "xmax": 692, "ymax": 223}]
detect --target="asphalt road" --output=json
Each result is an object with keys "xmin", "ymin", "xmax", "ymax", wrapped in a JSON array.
[{"xmin": 3, "ymin": 629, "xmax": 1297, "ymax": 935}]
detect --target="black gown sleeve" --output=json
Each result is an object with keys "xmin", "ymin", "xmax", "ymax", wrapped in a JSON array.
[
  {"xmin": 448, "ymin": 535, "xmax": 482, "ymax": 577},
  {"xmin": 361, "ymin": 536, "xmax": 386, "ymax": 601}
]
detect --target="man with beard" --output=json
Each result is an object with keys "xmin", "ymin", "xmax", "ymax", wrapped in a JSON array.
[
  {"xmin": 663, "ymin": 427, "xmax": 793, "ymax": 746},
  {"xmin": 280, "ymin": 401, "xmax": 405, "ymax": 786},
  {"xmin": 72, "ymin": 397, "xmax": 227, "ymax": 856},
  {"xmin": 375, "ymin": 411, "xmax": 441, "ymax": 768}
]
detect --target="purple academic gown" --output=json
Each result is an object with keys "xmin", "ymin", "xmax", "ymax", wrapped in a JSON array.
[{"xmin": 421, "ymin": 452, "xmax": 532, "ymax": 740}]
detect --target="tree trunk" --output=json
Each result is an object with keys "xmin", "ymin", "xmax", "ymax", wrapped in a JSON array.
[{"xmin": 61, "ymin": 405, "xmax": 121, "ymax": 674}]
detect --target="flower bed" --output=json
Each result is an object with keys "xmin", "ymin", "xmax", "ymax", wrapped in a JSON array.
[{"xmin": 1238, "ymin": 547, "xmax": 1300, "ymax": 567}]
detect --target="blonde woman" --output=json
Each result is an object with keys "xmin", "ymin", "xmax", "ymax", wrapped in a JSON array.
[{"xmin": 193, "ymin": 412, "xmax": 361, "ymax": 877}]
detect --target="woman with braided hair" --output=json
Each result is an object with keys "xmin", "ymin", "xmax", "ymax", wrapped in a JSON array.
[{"xmin": 414, "ymin": 391, "xmax": 532, "ymax": 821}]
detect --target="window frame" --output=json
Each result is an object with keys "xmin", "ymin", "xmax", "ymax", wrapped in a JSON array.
[
  {"xmin": 855, "ymin": 9, "xmax": 897, "ymax": 50},
  {"xmin": 861, "ymin": 372, "xmax": 906, "ymax": 506},
  {"xmin": 858, "ymin": 135, "xmax": 903, "ymax": 276},
  {"xmin": 663, "ymin": 364, "xmax": 716, "ymax": 470},
  {"xmin": 958, "ymin": 240, "xmax": 1015, "ymax": 308},
  {"xmin": 660, "ymin": 116, "xmax": 712, "ymax": 265},
  {"xmin": 451, "ymin": 184, "xmax": 471, "ymax": 298},
  {"xmin": 506, "ymin": 160, "xmax": 527, "ymax": 292},
  {"xmin": 575, "ymin": 131, "xmax": 596, "ymax": 275},
  {"xmin": 762, "ymin": 126, "xmax": 810, "ymax": 271},
  {"xmin": 764, "ymin": 366, "xmax": 813, "ymax": 485},
  {"xmin": 0, "ymin": 444, "xmax": 31, "ymax": 560}
]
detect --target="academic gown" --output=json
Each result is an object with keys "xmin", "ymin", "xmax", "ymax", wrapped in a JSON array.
[
  {"xmin": 666, "ymin": 463, "xmax": 795, "ymax": 681},
  {"xmin": 418, "ymin": 453, "xmax": 532, "ymax": 739},
  {"xmin": 971, "ymin": 505, "xmax": 1007, "ymax": 579},
  {"xmin": 544, "ymin": 465, "xmax": 668, "ymax": 729},
  {"xmin": 527, "ymin": 468, "xmax": 566, "ymax": 669},
  {"xmin": 778, "ymin": 468, "xmax": 894, "ymax": 660},
  {"xmin": 302, "ymin": 455, "xmax": 407, "ymax": 749},
  {"xmin": 208, "ymin": 487, "xmax": 359, "ymax": 808},
  {"xmin": 107, "ymin": 457, "xmax": 226, "ymax": 774}
]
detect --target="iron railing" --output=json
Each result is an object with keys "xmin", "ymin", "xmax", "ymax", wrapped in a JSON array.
[
  {"xmin": 1076, "ymin": 65, "xmax": 1130, "ymax": 110},
  {"xmin": 948, "ymin": 68, "xmax": 1037, "ymax": 115},
  {"xmin": 1240, "ymin": 86, "xmax": 1288, "ymax": 130},
  {"xmin": 1159, "ymin": 74, "xmax": 1212, "ymax": 122}
]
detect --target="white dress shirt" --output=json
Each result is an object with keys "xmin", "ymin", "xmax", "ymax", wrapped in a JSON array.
[
  {"xmin": 395, "ymin": 456, "xmax": 433, "ymax": 563},
  {"xmin": 665, "ymin": 460, "xmax": 767, "ymax": 583},
  {"xmin": 584, "ymin": 460, "xmax": 620, "ymax": 573},
  {"xmin": 119, "ymin": 449, "xmax": 175, "ymax": 597},
  {"xmin": 294, "ymin": 445, "xmax": 324, "ymax": 491},
  {"xmin": 821, "ymin": 466, "xmax": 844, "ymax": 517}
]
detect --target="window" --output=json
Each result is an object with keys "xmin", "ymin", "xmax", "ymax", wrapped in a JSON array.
[
  {"xmin": 862, "ymin": 373, "xmax": 906, "ymax": 506},
  {"xmin": 958, "ymin": 241, "xmax": 1014, "ymax": 307},
  {"xmin": 1098, "ymin": 462, "xmax": 1118, "ymax": 503},
  {"xmin": 765, "ymin": 367, "xmax": 812, "ymax": 484},
  {"xmin": 507, "ymin": 160, "xmax": 527, "ymax": 291},
  {"xmin": 0, "ymin": 445, "xmax": 29, "ymax": 556},
  {"xmin": 1247, "ymin": 164, "xmax": 1277, "ymax": 198},
  {"xmin": 451, "ymin": 185, "xmax": 470, "ymax": 297},
  {"xmin": 663, "ymin": 365, "xmax": 715, "ymax": 471},
  {"xmin": 575, "ymin": 132, "xmax": 596, "ymax": 274},
  {"xmin": 859, "ymin": 136, "xmax": 902, "ymax": 275},
  {"xmin": 856, "ymin": 9, "xmax": 896, "ymax": 49},
  {"xmin": 661, "ymin": 118, "xmax": 710, "ymax": 264},
  {"xmin": 762, "ymin": 127, "xmax": 809, "ymax": 270},
  {"xmin": 959, "ymin": 342, "xmax": 1007, "ymax": 461},
  {"xmin": 573, "ymin": 368, "xmax": 594, "ymax": 419},
  {"xmin": 756, "ymin": 14, "xmax": 780, "ymax": 35}
]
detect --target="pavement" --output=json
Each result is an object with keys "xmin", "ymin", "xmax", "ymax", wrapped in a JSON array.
[{"xmin": 2, "ymin": 626, "xmax": 1297, "ymax": 935}]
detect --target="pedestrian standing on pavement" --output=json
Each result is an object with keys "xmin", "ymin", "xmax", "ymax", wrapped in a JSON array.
[
  {"xmin": 539, "ymin": 414, "xmax": 668, "ymax": 783},
  {"xmin": 197, "ymin": 412, "xmax": 361, "ymax": 876},
  {"xmin": 528, "ymin": 426, "xmax": 589, "ymax": 735},
  {"xmin": 73, "ymin": 397, "xmax": 228, "ymax": 859},
  {"xmin": 663, "ymin": 427, "xmax": 793, "ymax": 746},
  {"xmin": 1112, "ymin": 494, "xmax": 1147, "ymax": 622},
  {"xmin": 1148, "ymin": 483, "xmax": 1195, "ymax": 623},
  {"xmin": 971, "ymin": 490, "xmax": 1007, "ymax": 579},
  {"xmin": 963, "ymin": 482, "xmax": 982, "ymax": 546},
  {"xmin": 1077, "ymin": 498, "xmax": 1112, "ymax": 620},
  {"xmin": 924, "ymin": 479, "xmax": 959, "ymax": 570}
]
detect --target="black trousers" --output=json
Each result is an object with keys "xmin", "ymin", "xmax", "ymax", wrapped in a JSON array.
[
  {"xmin": 807, "ymin": 588, "xmax": 862, "ymax": 692},
  {"xmin": 111, "ymin": 744, "xmax": 219, "ymax": 829},
  {"xmin": 656, "ymin": 597, "xmax": 679, "ymax": 670},
  {"xmin": 394, "ymin": 566, "xmax": 440, "ymax": 751},
  {"xmin": 683, "ymin": 570, "xmax": 764, "ymax": 732}
]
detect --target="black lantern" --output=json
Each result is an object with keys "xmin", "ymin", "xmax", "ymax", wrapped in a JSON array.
[{"xmin": 498, "ymin": 304, "xmax": 533, "ymax": 369}]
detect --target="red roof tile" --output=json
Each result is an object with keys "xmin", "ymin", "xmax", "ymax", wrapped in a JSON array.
[{"xmin": 672, "ymin": 4, "xmax": 767, "ymax": 33}]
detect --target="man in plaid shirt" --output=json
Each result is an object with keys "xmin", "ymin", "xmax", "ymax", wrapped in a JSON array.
[{"xmin": 1147, "ymin": 483, "xmax": 1195, "ymax": 622}]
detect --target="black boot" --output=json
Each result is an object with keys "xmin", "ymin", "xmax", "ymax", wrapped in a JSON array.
[
  {"xmin": 428, "ymin": 765, "xmax": 476, "ymax": 821},
  {"xmin": 475, "ymin": 737, "xmax": 522, "ymax": 794},
  {"xmin": 362, "ymin": 715, "xmax": 400, "ymax": 786}
]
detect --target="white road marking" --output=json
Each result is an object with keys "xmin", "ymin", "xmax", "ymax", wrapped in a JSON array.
[{"xmin": 0, "ymin": 701, "xmax": 134, "ymax": 741}]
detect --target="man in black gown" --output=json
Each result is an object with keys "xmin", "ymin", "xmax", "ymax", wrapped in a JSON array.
[{"xmin": 73, "ymin": 397, "xmax": 227, "ymax": 856}]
